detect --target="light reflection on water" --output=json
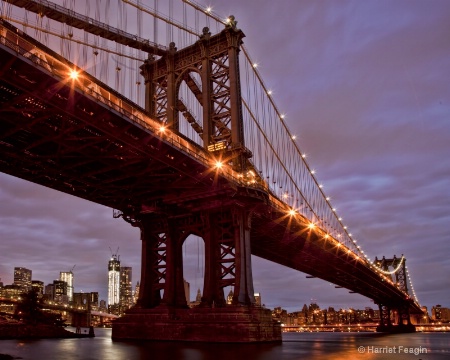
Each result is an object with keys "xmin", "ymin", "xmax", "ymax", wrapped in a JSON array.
[{"xmin": 0, "ymin": 328, "xmax": 448, "ymax": 360}]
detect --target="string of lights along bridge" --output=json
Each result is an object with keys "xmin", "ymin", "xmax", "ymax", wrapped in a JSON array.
[{"xmin": 0, "ymin": 0, "xmax": 423, "ymax": 341}]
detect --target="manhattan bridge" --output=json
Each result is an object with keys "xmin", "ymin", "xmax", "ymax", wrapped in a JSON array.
[{"xmin": 0, "ymin": 0, "xmax": 423, "ymax": 342}]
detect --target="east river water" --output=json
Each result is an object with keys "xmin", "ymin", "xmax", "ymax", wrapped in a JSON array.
[{"xmin": 0, "ymin": 328, "xmax": 449, "ymax": 360}]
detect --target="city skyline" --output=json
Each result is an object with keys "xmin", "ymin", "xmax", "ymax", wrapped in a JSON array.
[{"xmin": 1, "ymin": 0, "xmax": 449, "ymax": 313}]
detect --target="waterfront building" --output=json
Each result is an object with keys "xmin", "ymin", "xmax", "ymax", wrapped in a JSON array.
[
  {"xmin": 60, "ymin": 271, "xmax": 74, "ymax": 302},
  {"xmin": 13, "ymin": 267, "xmax": 32, "ymax": 292},
  {"xmin": 108, "ymin": 254, "xmax": 121, "ymax": 311},
  {"xmin": 432, "ymin": 305, "xmax": 450, "ymax": 322}
]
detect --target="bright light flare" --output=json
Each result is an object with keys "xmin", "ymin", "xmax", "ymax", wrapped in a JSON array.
[
  {"xmin": 159, "ymin": 125, "xmax": 166, "ymax": 133},
  {"xmin": 69, "ymin": 69, "xmax": 79, "ymax": 80},
  {"xmin": 214, "ymin": 161, "xmax": 223, "ymax": 169},
  {"xmin": 288, "ymin": 209, "xmax": 296, "ymax": 216},
  {"xmin": 308, "ymin": 223, "xmax": 315, "ymax": 230}
]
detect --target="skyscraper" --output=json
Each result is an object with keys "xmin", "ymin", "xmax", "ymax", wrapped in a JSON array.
[
  {"xmin": 108, "ymin": 254, "xmax": 120, "ymax": 308},
  {"xmin": 119, "ymin": 266, "xmax": 133, "ymax": 313},
  {"xmin": 13, "ymin": 267, "xmax": 32, "ymax": 292},
  {"xmin": 60, "ymin": 271, "xmax": 74, "ymax": 302}
]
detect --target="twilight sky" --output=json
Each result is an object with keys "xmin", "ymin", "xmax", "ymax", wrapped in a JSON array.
[{"xmin": 1, "ymin": 0, "xmax": 449, "ymax": 313}]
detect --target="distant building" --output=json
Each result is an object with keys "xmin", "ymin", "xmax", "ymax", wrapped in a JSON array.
[
  {"xmin": 108, "ymin": 255, "xmax": 120, "ymax": 310},
  {"xmin": 31, "ymin": 280, "xmax": 44, "ymax": 296},
  {"xmin": 13, "ymin": 267, "xmax": 32, "ymax": 292},
  {"xmin": 254, "ymin": 293, "xmax": 261, "ymax": 306},
  {"xmin": 53, "ymin": 280, "xmax": 68, "ymax": 304},
  {"xmin": 44, "ymin": 283, "xmax": 54, "ymax": 301},
  {"xmin": 0, "ymin": 284, "xmax": 22, "ymax": 299},
  {"xmin": 226, "ymin": 289, "xmax": 233, "ymax": 305},
  {"xmin": 99, "ymin": 299, "xmax": 107, "ymax": 313},
  {"xmin": 183, "ymin": 279, "xmax": 190, "ymax": 304},
  {"xmin": 432, "ymin": 305, "xmax": 450, "ymax": 322},
  {"xmin": 190, "ymin": 288, "xmax": 202, "ymax": 307},
  {"xmin": 133, "ymin": 281, "xmax": 140, "ymax": 304},
  {"xmin": 60, "ymin": 271, "xmax": 74, "ymax": 302},
  {"xmin": 119, "ymin": 266, "xmax": 133, "ymax": 313}
]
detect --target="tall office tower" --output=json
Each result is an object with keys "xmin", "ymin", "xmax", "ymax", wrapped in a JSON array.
[
  {"xmin": 13, "ymin": 267, "xmax": 32, "ymax": 292},
  {"xmin": 60, "ymin": 271, "xmax": 74, "ymax": 302},
  {"xmin": 119, "ymin": 267, "xmax": 133, "ymax": 312},
  {"xmin": 108, "ymin": 254, "xmax": 120, "ymax": 307}
]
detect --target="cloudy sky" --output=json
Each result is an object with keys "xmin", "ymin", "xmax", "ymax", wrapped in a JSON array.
[{"xmin": 1, "ymin": 0, "xmax": 449, "ymax": 313}]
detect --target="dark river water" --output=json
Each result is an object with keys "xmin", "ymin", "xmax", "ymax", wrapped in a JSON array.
[{"xmin": 0, "ymin": 328, "xmax": 448, "ymax": 360}]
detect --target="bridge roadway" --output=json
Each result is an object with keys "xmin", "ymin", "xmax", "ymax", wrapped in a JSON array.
[{"xmin": 0, "ymin": 19, "xmax": 421, "ymax": 316}]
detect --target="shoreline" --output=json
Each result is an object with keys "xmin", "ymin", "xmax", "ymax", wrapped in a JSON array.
[{"xmin": 0, "ymin": 324, "xmax": 94, "ymax": 340}]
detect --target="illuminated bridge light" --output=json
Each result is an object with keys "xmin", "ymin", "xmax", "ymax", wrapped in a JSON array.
[
  {"xmin": 159, "ymin": 125, "xmax": 166, "ymax": 133},
  {"xmin": 311, "ymin": 170, "xmax": 316, "ymax": 175},
  {"xmin": 291, "ymin": 135, "xmax": 297, "ymax": 140},
  {"xmin": 69, "ymin": 69, "xmax": 79, "ymax": 80},
  {"xmin": 214, "ymin": 161, "xmax": 224, "ymax": 169},
  {"xmin": 267, "ymin": 90, "xmax": 273, "ymax": 95},
  {"xmin": 301, "ymin": 153, "xmax": 306, "ymax": 158},
  {"xmin": 308, "ymin": 223, "xmax": 315, "ymax": 230},
  {"xmin": 253, "ymin": 63, "xmax": 258, "ymax": 68},
  {"xmin": 288, "ymin": 209, "xmax": 296, "ymax": 216},
  {"xmin": 280, "ymin": 114, "xmax": 285, "ymax": 119}
]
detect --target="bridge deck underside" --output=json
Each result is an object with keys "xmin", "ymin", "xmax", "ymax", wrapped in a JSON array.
[
  {"xmin": 0, "ymin": 43, "xmax": 420, "ymax": 314},
  {"xmin": 0, "ymin": 44, "xmax": 230, "ymax": 213}
]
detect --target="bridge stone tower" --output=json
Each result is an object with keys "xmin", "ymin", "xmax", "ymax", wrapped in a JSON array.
[{"xmin": 112, "ymin": 22, "xmax": 281, "ymax": 342}]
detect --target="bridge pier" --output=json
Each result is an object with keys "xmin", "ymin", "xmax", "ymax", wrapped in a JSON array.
[
  {"xmin": 113, "ymin": 206, "xmax": 281, "ymax": 342},
  {"xmin": 376, "ymin": 303, "xmax": 416, "ymax": 333}
]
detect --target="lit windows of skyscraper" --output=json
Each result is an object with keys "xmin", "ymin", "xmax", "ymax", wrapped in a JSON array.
[
  {"xmin": 119, "ymin": 266, "xmax": 133, "ymax": 313},
  {"xmin": 60, "ymin": 271, "xmax": 74, "ymax": 302},
  {"xmin": 108, "ymin": 254, "xmax": 120, "ymax": 309},
  {"xmin": 13, "ymin": 267, "xmax": 32, "ymax": 292}
]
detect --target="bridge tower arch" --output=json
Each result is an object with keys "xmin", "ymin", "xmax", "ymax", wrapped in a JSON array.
[
  {"xmin": 374, "ymin": 255, "xmax": 416, "ymax": 333},
  {"xmin": 140, "ymin": 22, "xmax": 250, "ymax": 172}
]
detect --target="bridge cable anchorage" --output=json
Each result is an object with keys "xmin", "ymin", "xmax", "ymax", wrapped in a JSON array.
[{"xmin": 3, "ymin": 0, "xmax": 167, "ymax": 55}]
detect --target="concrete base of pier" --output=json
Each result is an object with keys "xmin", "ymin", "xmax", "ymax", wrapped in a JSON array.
[{"xmin": 112, "ymin": 306, "xmax": 281, "ymax": 342}]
